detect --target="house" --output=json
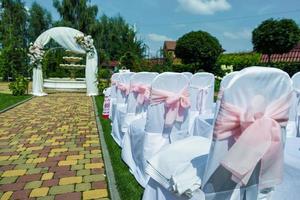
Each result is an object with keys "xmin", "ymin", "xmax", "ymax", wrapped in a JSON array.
[
  {"xmin": 163, "ymin": 41, "xmax": 176, "ymax": 58},
  {"xmin": 261, "ymin": 43, "xmax": 300, "ymax": 63}
]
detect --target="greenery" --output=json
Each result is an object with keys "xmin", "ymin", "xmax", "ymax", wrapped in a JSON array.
[
  {"xmin": 98, "ymin": 79, "xmax": 109, "ymax": 95},
  {"xmin": 95, "ymin": 96, "xmax": 143, "ymax": 200},
  {"xmin": 120, "ymin": 51, "xmax": 142, "ymax": 72},
  {"xmin": 0, "ymin": 92, "xmax": 31, "ymax": 111},
  {"xmin": 0, "ymin": 0, "xmax": 28, "ymax": 80},
  {"xmin": 216, "ymin": 52, "xmax": 261, "ymax": 76},
  {"xmin": 252, "ymin": 18, "xmax": 300, "ymax": 64},
  {"xmin": 28, "ymin": 2, "xmax": 52, "ymax": 42},
  {"xmin": 99, "ymin": 69, "xmax": 111, "ymax": 79},
  {"xmin": 175, "ymin": 30, "xmax": 223, "ymax": 73},
  {"xmin": 8, "ymin": 75, "xmax": 29, "ymax": 96}
]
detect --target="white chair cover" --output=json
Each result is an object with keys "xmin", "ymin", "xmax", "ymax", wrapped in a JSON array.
[
  {"xmin": 286, "ymin": 72, "xmax": 300, "ymax": 137},
  {"xmin": 111, "ymin": 72, "xmax": 134, "ymax": 146},
  {"xmin": 189, "ymin": 73, "xmax": 215, "ymax": 136},
  {"xmin": 121, "ymin": 72, "xmax": 158, "ymax": 133},
  {"xmin": 203, "ymin": 67, "xmax": 292, "ymax": 200},
  {"xmin": 121, "ymin": 72, "xmax": 158, "ymax": 170},
  {"xmin": 183, "ymin": 72, "xmax": 193, "ymax": 80},
  {"xmin": 109, "ymin": 73, "xmax": 120, "ymax": 120},
  {"xmin": 220, "ymin": 71, "xmax": 239, "ymax": 90},
  {"xmin": 272, "ymin": 137, "xmax": 300, "ymax": 200},
  {"xmin": 130, "ymin": 73, "xmax": 190, "ymax": 187},
  {"xmin": 142, "ymin": 67, "xmax": 292, "ymax": 200}
]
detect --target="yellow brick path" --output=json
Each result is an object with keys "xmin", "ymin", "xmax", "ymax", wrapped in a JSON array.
[{"xmin": 0, "ymin": 93, "xmax": 109, "ymax": 200}]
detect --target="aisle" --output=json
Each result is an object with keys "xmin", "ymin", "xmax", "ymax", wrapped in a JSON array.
[{"xmin": 0, "ymin": 93, "xmax": 109, "ymax": 200}]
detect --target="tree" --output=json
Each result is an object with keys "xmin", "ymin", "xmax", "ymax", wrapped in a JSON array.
[
  {"xmin": 28, "ymin": 2, "xmax": 52, "ymax": 42},
  {"xmin": 53, "ymin": 0, "xmax": 98, "ymax": 35},
  {"xmin": 0, "ymin": 0, "xmax": 28, "ymax": 80},
  {"xmin": 252, "ymin": 18, "xmax": 300, "ymax": 64},
  {"xmin": 175, "ymin": 31, "xmax": 223, "ymax": 72},
  {"xmin": 119, "ymin": 51, "xmax": 141, "ymax": 72},
  {"xmin": 94, "ymin": 15, "xmax": 145, "ymax": 61}
]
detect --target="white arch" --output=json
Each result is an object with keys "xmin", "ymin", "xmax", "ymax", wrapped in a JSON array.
[{"xmin": 31, "ymin": 27, "xmax": 98, "ymax": 96}]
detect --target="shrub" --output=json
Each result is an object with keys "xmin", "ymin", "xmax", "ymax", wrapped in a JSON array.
[
  {"xmin": 216, "ymin": 52, "xmax": 261, "ymax": 76},
  {"xmin": 98, "ymin": 69, "xmax": 111, "ymax": 79},
  {"xmin": 98, "ymin": 79, "xmax": 109, "ymax": 95},
  {"xmin": 9, "ymin": 76, "xmax": 29, "ymax": 96}
]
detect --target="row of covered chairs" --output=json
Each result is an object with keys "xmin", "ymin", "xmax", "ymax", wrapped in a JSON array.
[{"xmin": 104, "ymin": 67, "xmax": 300, "ymax": 200}]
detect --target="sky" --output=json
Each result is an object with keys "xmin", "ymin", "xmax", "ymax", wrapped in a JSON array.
[{"xmin": 24, "ymin": 0, "xmax": 300, "ymax": 57}]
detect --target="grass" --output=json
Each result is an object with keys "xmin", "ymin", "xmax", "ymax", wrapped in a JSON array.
[
  {"xmin": 95, "ymin": 96, "xmax": 143, "ymax": 200},
  {"xmin": 0, "ymin": 93, "xmax": 31, "ymax": 111}
]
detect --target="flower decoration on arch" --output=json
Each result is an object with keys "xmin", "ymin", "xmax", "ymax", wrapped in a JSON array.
[
  {"xmin": 74, "ymin": 34, "xmax": 95, "ymax": 58},
  {"xmin": 28, "ymin": 43, "xmax": 45, "ymax": 68}
]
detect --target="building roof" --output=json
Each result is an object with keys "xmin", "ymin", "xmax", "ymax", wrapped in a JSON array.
[
  {"xmin": 163, "ymin": 41, "xmax": 176, "ymax": 51},
  {"xmin": 261, "ymin": 43, "xmax": 300, "ymax": 63}
]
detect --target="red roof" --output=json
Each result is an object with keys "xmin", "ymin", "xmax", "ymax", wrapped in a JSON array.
[
  {"xmin": 163, "ymin": 41, "xmax": 176, "ymax": 51},
  {"xmin": 261, "ymin": 43, "xmax": 300, "ymax": 63}
]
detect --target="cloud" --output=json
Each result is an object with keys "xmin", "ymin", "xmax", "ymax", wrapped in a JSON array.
[
  {"xmin": 223, "ymin": 29, "xmax": 252, "ymax": 40},
  {"xmin": 147, "ymin": 33, "xmax": 173, "ymax": 42},
  {"xmin": 177, "ymin": 0, "xmax": 231, "ymax": 15}
]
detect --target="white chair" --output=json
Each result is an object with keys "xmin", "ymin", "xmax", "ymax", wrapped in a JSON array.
[
  {"xmin": 203, "ymin": 67, "xmax": 292, "ymax": 200},
  {"xmin": 111, "ymin": 72, "xmax": 134, "ymax": 146},
  {"xmin": 121, "ymin": 72, "xmax": 158, "ymax": 170},
  {"xmin": 189, "ymin": 73, "xmax": 215, "ymax": 136},
  {"xmin": 183, "ymin": 72, "xmax": 193, "ymax": 80},
  {"xmin": 272, "ymin": 137, "xmax": 300, "ymax": 200},
  {"xmin": 142, "ymin": 67, "xmax": 292, "ymax": 200},
  {"xmin": 130, "ymin": 72, "xmax": 191, "ymax": 187},
  {"xmin": 220, "ymin": 71, "xmax": 239, "ymax": 90},
  {"xmin": 286, "ymin": 72, "xmax": 300, "ymax": 137},
  {"xmin": 109, "ymin": 73, "xmax": 119, "ymax": 120}
]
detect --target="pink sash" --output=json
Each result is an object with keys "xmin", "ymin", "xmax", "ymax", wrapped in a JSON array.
[
  {"xmin": 151, "ymin": 87, "xmax": 190, "ymax": 126},
  {"xmin": 214, "ymin": 93, "xmax": 291, "ymax": 189},
  {"xmin": 131, "ymin": 84, "xmax": 151, "ymax": 105},
  {"xmin": 117, "ymin": 83, "xmax": 130, "ymax": 96}
]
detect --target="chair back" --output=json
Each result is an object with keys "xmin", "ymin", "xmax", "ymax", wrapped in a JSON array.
[
  {"xmin": 203, "ymin": 67, "xmax": 292, "ymax": 199},
  {"xmin": 189, "ymin": 72, "xmax": 215, "ymax": 114}
]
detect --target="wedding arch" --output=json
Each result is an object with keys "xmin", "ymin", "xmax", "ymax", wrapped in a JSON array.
[{"xmin": 29, "ymin": 27, "xmax": 98, "ymax": 96}]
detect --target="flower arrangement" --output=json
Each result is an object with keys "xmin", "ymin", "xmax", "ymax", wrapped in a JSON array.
[
  {"xmin": 74, "ymin": 34, "xmax": 95, "ymax": 57},
  {"xmin": 28, "ymin": 43, "xmax": 45, "ymax": 67}
]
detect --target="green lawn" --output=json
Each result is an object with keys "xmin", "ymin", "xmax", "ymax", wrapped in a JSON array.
[
  {"xmin": 0, "ymin": 93, "xmax": 31, "ymax": 111},
  {"xmin": 95, "ymin": 96, "xmax": 143, "ymax": 200}
]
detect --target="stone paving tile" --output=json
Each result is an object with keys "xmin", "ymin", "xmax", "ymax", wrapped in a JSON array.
[{"xmin": 0, "ymin": 93, "xmax": 109, "ymax": 199}]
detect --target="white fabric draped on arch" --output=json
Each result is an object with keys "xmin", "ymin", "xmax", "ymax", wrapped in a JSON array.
[{"xmin": 31, "ymin": 27, "xmax": 98, "ymax": 96}]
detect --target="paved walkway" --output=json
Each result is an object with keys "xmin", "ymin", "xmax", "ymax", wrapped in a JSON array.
[{"xmin": 0, "ymin": 93, "xmax": 109, "ymax": 200}]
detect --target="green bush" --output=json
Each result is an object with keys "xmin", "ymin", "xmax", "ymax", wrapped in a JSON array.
[
  {"xmin": 98, "ymin": 79, "xmax": 109, "ymax": 95},
  {"xmin": 216, "ymin": 52, "xmax": 261, "ymax": 75},
  {"xmin": 171, "ymin": 64, "xmax": 196, "ymax": 73},
  {"xmin": 98, "ymin": 69, "xmax": 111, "ymax": 79},
  {"xmin": 9, "ymin": 76, "xmax": 29, "ymax": 96}
]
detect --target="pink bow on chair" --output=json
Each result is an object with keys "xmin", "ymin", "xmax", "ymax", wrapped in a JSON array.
[
  {"xmin": 131, "ymin": 84, "xmax": 151, "ymax": 105},
  {"xmin": 213, "ymin": 93, "xmax": 292, "ymax": 189},
  {"xmin": 117, "ymin": 83, "xmax": 130, "ymax": 96},
  {"xmin": 151, "ymin": 87, "xmax": 190, "ymax": 126}
]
